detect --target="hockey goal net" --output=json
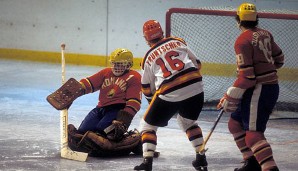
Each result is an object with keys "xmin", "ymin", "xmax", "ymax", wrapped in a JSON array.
[{"xmin": 166, "ymin": 7, "xmax": 298, "ymax": 112}]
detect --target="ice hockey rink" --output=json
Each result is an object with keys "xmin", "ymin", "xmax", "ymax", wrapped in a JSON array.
[{"xmin": 0, "ymin": 59, "xmax": 297, "ymax": 171}]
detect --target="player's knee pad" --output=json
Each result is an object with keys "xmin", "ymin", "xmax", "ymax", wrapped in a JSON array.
[
  {"xmin": 245, "ymin": 131, "xmax": 265, "ymax": 148},
  {"xmin": 177, "ymin": 114, "xmax": 198, "ymax": 132},
  {"xmin": 139, "ymin": 118, "xmax": 158, "ymax": 133},
  {"xmin": 228, "ymin": 118, "xmax": 243, "ymax": 134}
]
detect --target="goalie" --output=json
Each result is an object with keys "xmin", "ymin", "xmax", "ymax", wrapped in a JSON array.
[{"xmin": 47, "ymin": 48, "xmax": 143, "ymax": 157}]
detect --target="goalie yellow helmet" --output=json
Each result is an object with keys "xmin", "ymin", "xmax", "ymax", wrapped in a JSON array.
[
  {"xmin": 237, "ymin": 3, "xmax": 257, "ymax": 21},
  {"xmin": 109, "ymin": 48, "xmax": 133, "ymax": 76}
]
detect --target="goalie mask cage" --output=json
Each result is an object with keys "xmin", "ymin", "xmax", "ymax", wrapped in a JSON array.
[{"xmin": 166, "ymin": 7, "xmax": 298, "ymax": 112}]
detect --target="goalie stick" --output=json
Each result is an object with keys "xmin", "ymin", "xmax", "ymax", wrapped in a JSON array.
[
  {"xmin": 59, "ymin": 43, "xmax": 88, "ymax": 162},
  {"xmin": 199, "ymin": 109, "xmax": 224, "ymax": 154}
]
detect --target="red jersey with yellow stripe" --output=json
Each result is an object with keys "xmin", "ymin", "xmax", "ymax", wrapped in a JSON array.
[
  {"xmin": 234, "ymin": 27, "xmax": 284, "ymax": 89},
  {"xmin": 141, "ymin": 37, "xmax": 203, "ymax": 102},
  {"xmin": 80, "ymin": 68, "xmax": 142, "ymax": 116}
]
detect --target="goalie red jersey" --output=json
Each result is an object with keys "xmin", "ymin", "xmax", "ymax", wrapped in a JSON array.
[
  {"xmin": 80, "ymin": 68, "xmax": 142, "ymax": 116},
  {"xmin": 233, "ymin": 27, "xmax": 284, "ymax": 89}
]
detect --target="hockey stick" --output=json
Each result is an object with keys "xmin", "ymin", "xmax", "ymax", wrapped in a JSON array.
[
  {"xmin": 60, "ymin": 43, "xmax": 88, "ymax": 162},
  {"xmin": 199, "ymin": 109, "xmax": 224, "ymax": 153}
]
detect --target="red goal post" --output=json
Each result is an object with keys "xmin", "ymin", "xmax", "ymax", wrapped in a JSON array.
[{"xmin": 166, "ymin": 7, "xmax": 298, "ymax": 112}]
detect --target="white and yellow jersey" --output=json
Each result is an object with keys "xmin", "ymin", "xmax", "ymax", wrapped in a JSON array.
[{"xmin": 141, "ymin": 37, "xmax": 203, "ymax": 102}]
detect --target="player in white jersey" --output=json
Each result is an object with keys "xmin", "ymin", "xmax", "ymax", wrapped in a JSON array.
[{"xmin": 134, "ymin": 20, "xmax": 207, "ymax": 171}]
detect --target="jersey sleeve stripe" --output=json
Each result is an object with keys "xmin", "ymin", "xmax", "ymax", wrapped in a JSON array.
[
  {"xmin": 124, "ymin": 98, "xmax": 141, "ymax": 115},
  {"xmin": 141, "ymin": 84, "xmax": 153, "ymax": 97},
  {"xmin": 238, "ymin": 67, "xmax": 256, "ymax": 79},
  {"xmin": 79, "ymin": 78, "xmax": 94, "ymax": 93},
  {"xmin": 127, "ymin": 98, "xmax": 142, "ymax": 104}
]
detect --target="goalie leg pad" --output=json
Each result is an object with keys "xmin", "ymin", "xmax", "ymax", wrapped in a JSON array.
[
  {"xmin": 87, "ymin": 130, "xmax": 141, "ymax": 150},
  {"xmin": 47, "ymin": 78, "xmax": 85, "ymax": 110},
  {"xmin": 81, "ymin": 130, "xmax": 141, "ymax": 157},
  {"xmin": 68, "ymin": 124, "xmax": 92, "ymax": 153}
]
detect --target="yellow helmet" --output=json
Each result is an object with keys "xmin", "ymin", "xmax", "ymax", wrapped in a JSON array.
[
  {"xmin": 237, "ymin": 3, "xmax": 257, "ymax": 21},
  {"xmin": 109, "ymin": 48, "xmax": 133, "ymax": 76}
]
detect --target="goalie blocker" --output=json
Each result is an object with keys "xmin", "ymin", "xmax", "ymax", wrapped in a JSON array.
[{"xmin": 47, "ymin": 78, "xmax": 85, "ymax": 110}]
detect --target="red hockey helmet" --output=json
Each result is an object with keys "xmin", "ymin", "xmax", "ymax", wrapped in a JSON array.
[{"xmin": 143, "ymin": 20, "xmax": 164, "ymax": 41}]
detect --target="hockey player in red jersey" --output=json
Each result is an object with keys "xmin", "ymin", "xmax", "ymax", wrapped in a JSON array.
[
  {"xmin": 47, "ymin": 48, "xmax": 143, "ymax": 156},
  {"xmin": 76, "ymin": 48, "xmax": 142, "ymax": 139},
  {"xmin": 217, "ymin": 3, "xmax": 284, "ymax": 171},
  {"xmin": 134, "ymin": 20, "xmax": 207, "ymax": 171}
]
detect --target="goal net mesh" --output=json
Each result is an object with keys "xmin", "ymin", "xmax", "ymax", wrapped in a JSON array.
[{"xmin": 166, "ymin": 7, "xmax": 298, "ymax": 112}]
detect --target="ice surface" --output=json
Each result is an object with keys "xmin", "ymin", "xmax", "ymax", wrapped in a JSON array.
[{"xmin": 0, "ymin": 59, "xmax": 297, "ymax": 171}]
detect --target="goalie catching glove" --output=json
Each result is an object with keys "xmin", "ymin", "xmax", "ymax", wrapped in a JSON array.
[
  {"xmin": 105, "ymin": 110, "xmax": 134, "ymax": 141},
  {"xmin": 46, "ymin": 78, "xmax": 85, "ymax": 110},
  {"xmin": 217, "ymin": 86, "xmax": 245, "ymax": 112}
]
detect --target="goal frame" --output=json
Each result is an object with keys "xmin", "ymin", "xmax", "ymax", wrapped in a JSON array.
[
  {"xmin": 166, "ymin": 8, "xmax": 298, "ymax": 37},
  {"xmin": 165, "ymin": 8, "xmax": 298, "ymax": 112}
]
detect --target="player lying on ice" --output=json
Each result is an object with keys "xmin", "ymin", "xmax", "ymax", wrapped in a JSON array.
[{"xmin": 47, "ymin": 48, "xmax": 144, "ymax": 157}]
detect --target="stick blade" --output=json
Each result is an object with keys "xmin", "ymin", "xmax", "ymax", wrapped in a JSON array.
[{"xmin": 61, "ymin": 148, "xmax": 88, "ymax": 162}]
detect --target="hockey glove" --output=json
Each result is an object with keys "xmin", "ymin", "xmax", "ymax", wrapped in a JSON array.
[
  {"xmin": 217, "ymin": 87, "xmax": 245, "ymax": 113},
  {"xmin": 107, "ymin": 110, "xmax": 134, "ymax": 141}
]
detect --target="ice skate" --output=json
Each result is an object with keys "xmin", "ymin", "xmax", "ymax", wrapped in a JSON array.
[
  {"xmin": 234, "ymin": 156, "xmax": 261, "ymax": 171},
  {"xmin": 134, "ymin": 157, "xmax": 153, "ymax": 171},
  {"xmin": 192, "ymin": 153, "xmax": 208, "ymax": 171}
]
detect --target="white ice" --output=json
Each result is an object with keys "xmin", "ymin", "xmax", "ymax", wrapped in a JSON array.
[{"xmin": 0, "ymin": 59, "xmax": 297, "ymax": 171}]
